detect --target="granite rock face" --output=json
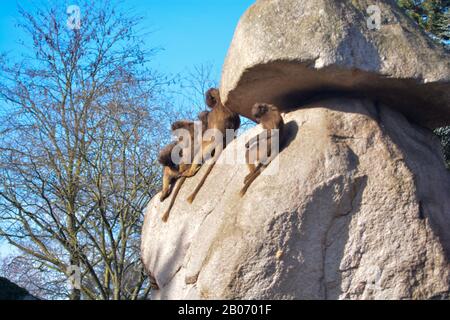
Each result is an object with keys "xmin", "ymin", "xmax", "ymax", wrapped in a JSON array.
[
  {"xmin": 220, "ymin": 0, "xmax": 450, "ymax": 128},
  {"xmin": 141, "ymin": 0, "xmax": 450, "ymax": 300},
  {"xmin": 141, "ymin": 99, "xmax": 450, "ymax": 300}
]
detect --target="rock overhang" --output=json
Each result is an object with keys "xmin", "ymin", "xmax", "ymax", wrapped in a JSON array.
[{"xmin": 220, "ymin": 0, "xmax": 450, "ymax": 129}]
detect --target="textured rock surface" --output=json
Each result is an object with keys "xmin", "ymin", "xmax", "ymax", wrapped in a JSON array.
[
  {"xmin": 220, "ymin": 0, "xmax": 450, "ymax": 129},
  {"xmin": 141, "ymin": 99, "xmax": 450, "ymax": 300}
]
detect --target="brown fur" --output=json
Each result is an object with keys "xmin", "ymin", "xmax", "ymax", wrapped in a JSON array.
[
  {"xmin": 198, "ymin": 111, "xmax": 209, "ymax": 133},
  {"xmin": 160, "ymin": 112, "xmax": 209, "ymax": 222},
  {"xmin": 240, "ymin": 103, "xmax": 285, "ymax": 197},
  {"xmin": 158, "ymin": 142, "xmax": 181, "ymax": 203},
  {"xmin": 183, "ymin": 88, "xmax": 241, "ymax": 204}
]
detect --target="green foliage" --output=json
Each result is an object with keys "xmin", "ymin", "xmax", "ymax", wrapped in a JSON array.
[
  {"xmin": 435, "ymin": 127, "xmax": 450, "ymax": 168},
  {"xmin": 397, "ymin": 1, "xmax": 450, "ymax": 168},
  {"xmin": 397, "ymin": 0, "xmax": 449, "ymax": 41}
]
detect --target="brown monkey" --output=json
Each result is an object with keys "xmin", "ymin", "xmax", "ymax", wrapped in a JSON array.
[
  {"xmin": 198, "ymin": 111, "xmax": 209, "ymax": 133},
  {"xmin": 183, "ymin": 88, "xmax": 241, "ymax": 204},
  {"xmin": 158, "ymin": 141, "xmax": 181, "ymax": 202},
  {"xmin": 240, "ymin": 103, "xmax": 285, "ymax": 197},
  {"xmin": 159, "ymin": 120, "xmax": 198, "ymax": 202},
  {"xmin": 161, "ymin": 112, "xmax": 209, "ymax": 222}
]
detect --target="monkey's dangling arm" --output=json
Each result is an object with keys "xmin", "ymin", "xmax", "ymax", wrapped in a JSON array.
[
  {"xmin": 245, "ymin": 129, "xmax": 274, "ymax": 149},
  {"xmin": 160, "ymin": 167, "xmax": 175, "ymax": 202},
  {"xmin": 240, "ymin": 163, "xmax": 265, "ymax": 197},
  {"xmin": 186, "ymin": 142, "xmax": 224, "ymax": 204},
  {"xmin": 186, "ymin": 162, "xmax": 215, "ymax": 204},
  {"xmin": 242, "ymin": 135, "xmax": 277, "ymax": 195},
  {"xmin": 162, "ymin": 176, "xmax": 186, "ymax": 223},
  {"xmin": 182, "ymin": 140, "xmax": 217, "ymax": 178}
]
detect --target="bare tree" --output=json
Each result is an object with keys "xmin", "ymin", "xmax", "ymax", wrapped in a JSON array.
[
  {"xmin": 1, "ymin": 254, "xmax": 67, "ymax": 300},
  {"xmin": 173, "ymin": 63, "xmax": 254, "ymax": 132},
  {"xmin": 180, "ymin": 63, "xmax": 219, "ymax": 112},
  {"xmin": 0, "ymin": 0, "xmax": 167, "ymax": 300}
]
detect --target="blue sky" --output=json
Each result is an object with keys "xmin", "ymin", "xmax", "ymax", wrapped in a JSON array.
[
  {"xmin": 0, "ymin": 0, "xmax": 254, "ymax": 76},
  {"xmin": 0, "ymin": 0, "xmax": 254, "ymax": 257}
]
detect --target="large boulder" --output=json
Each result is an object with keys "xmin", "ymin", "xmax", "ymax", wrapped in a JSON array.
[
  {"xmin": 220, "ymin": 0, "xmax": 450, "ymax": 129},
  {"xmin": 141, "ymin": 99, "xmax": 450, "ymax": 300}
]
